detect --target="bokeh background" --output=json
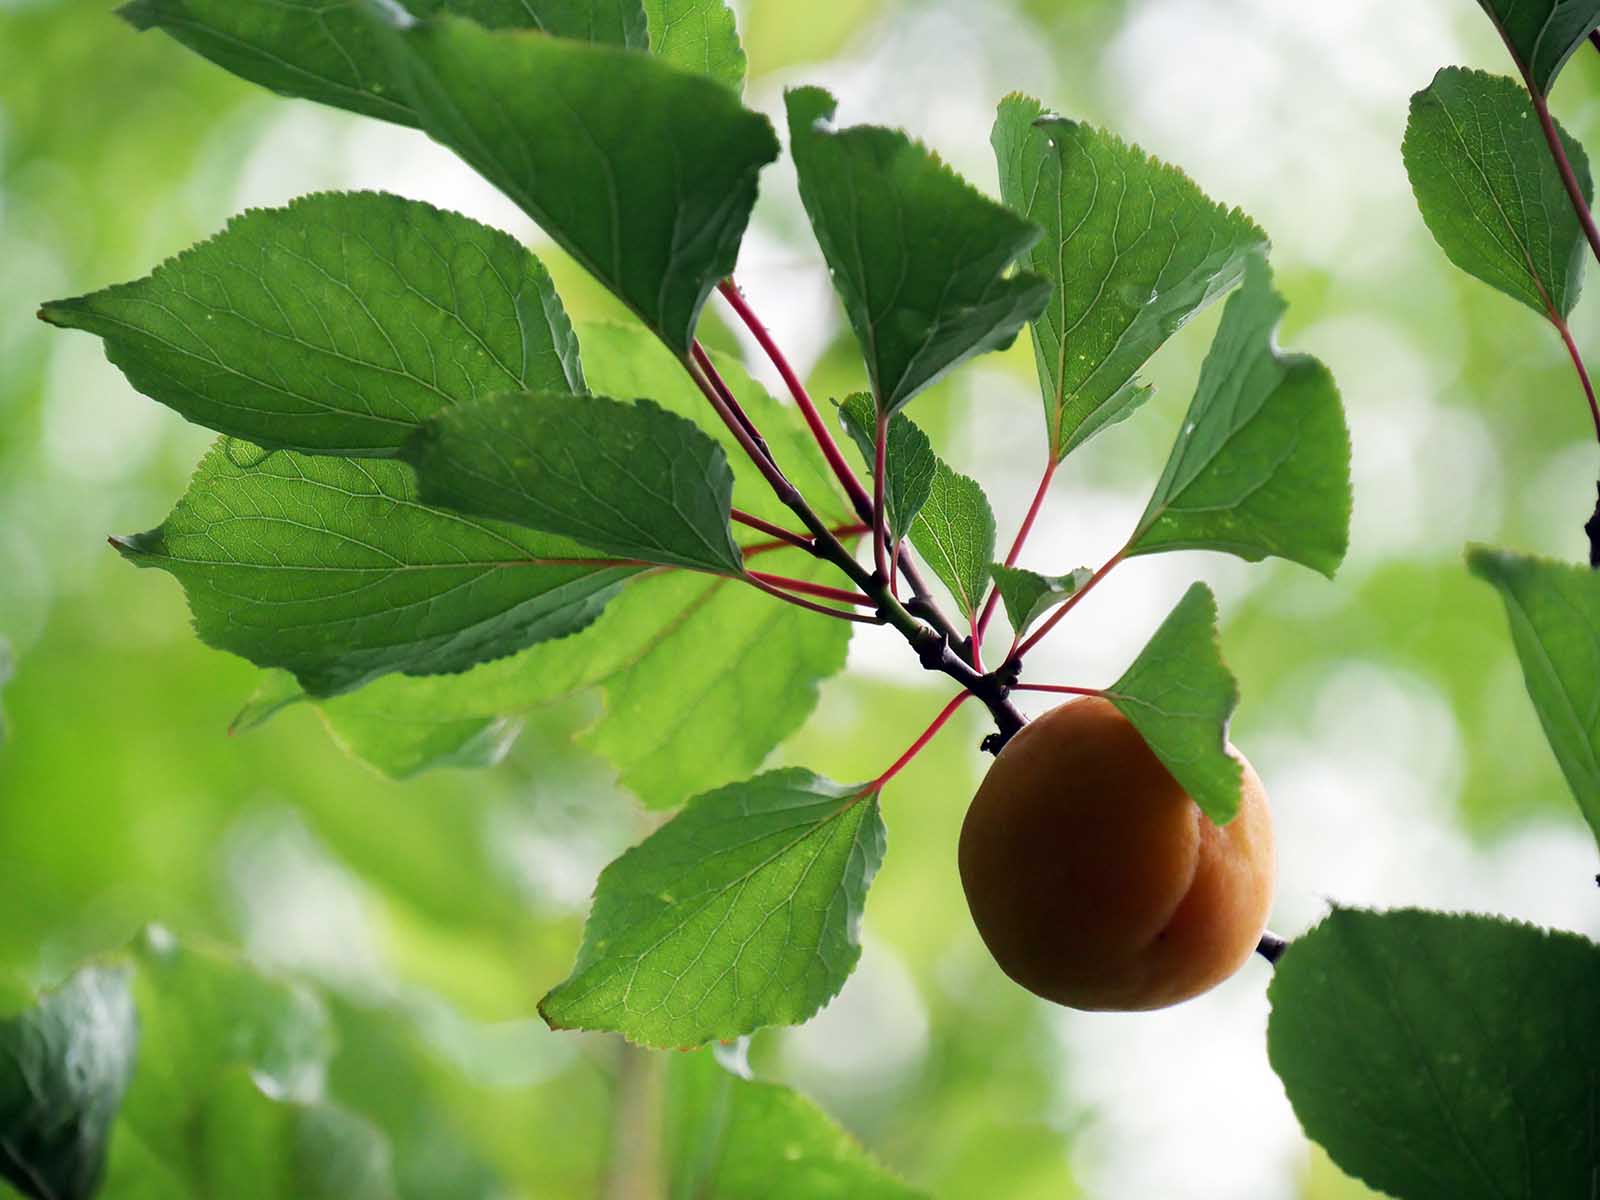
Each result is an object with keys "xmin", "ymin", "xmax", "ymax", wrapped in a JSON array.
[{"xmin": 4, "ymin": 1, "xmax": 1600, "ymax": 1196}]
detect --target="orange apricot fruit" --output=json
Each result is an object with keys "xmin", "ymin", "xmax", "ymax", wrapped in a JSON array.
[{"xmin": 958, "ymin": 695, "xmax": 1274, "ymax": 1011}]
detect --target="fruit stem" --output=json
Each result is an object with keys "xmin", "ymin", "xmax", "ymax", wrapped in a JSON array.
[
  {"xmin": 1012, "ymin": 683, "xmax": 1101, "ymax": 697},
  {"xmin": 873, "ymin": 691, "xmax": 971, "ymax": 788},
  {"xmin": 976, "ymin": 457, "xmax": 1057, "ymax": 641},
  {"xmin": 747, "ymin": 570, "xmax": 875, "ymax": 608},
  {"xmin": 1255, "ymin": 931, "xmax": 1288, "ymax": 966},
  {"xmin": 739, "ymin": 522, "xmax": 869, "ymax": 559}
]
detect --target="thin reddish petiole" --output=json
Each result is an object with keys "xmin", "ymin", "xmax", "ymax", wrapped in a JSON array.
[
  {"xmin": 740, "ymin": 522, "xmax": 870, "ymax": 559},
  {"xmin": 1012, "ymin": 683, "xmax": 1101, "ymax": 697},
  {"xmin": 718, "ymin": 279, "xmax": 871, "ymax": 514},
  {"xmin": 692, "ymin": 341, "xmax": 777, "ymax": 468},
  {"xmin": 1511, "ymin": 55, "xmax": 1600, "ymax": 268},
  {"xmin": 976, "ymin": 457, "xmax": 1057, "ymax": 640},
  {"xmin": 970, "ymin": 613, "xmax": 985, "ymax": 673},
  {"xmin": 1553, "ymin": 312, "xmax": 1600, "ymax": 441},
  {"xmin": 1012, "ymin": 547, "xmax": 1127, "ymax": 661},
  {"xmin": 731, "ymin": 508, "xmax": 813, "ymax": 552},
  {"xmin": 747, "ymin": 570, "xmax": 875, "ymax": 608},
  {"xmin": 873, "ymin": 691, "xmax": 971, "ymax": 789},
  {"xmin": 744, "ymin": 573, "xmax": 882, "ymax": 624}
]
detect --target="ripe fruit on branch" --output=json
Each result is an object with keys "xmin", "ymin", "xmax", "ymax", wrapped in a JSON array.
[{"xmin": 958, "ymin": 696, "xmax": 1274, "ymax": 1011}]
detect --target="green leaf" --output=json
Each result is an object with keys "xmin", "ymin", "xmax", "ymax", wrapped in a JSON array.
[
  {"xmin": 834, "ymin": 392, "xmax": 937, "ymax": 545},
  {"xmin": 908, "ymin": 461, "xmax": 997, "ymax": 620},
  {"xmin": 540, "ymin": 769, "xmax": 885, "ymax": 1046},
  {"xmin": 194, "ymin": 1072, "xmax": 397, "ymax": 1200},
  {"xmin": 665, "ymin": 1051, "xmax": 926, "ymax": 1199},
  {"xmin": 644, "ymin": 0, "xmax": 745, "ymax": 92},
  {"xmin": 0, "ymin": 636, "xmax": 11, "ymax": 747},
  {"xmin": 1128, "ymin": 256, "xmax": 1351, "ymax": 577},
  {"xmin": 1104, "ymin": 582, "xmax": 1241, "ymax": 823},
  {"xmin": 993, "ymin": 94, "xmax": 1267, "ymax": 461},
  {"xmin": 404, "ymin": 392, "xmax": 745, "ymax": 575},
  {"xmin": 1469, "ymin": 546, "xmax": 1600, "ymax": 847},
  {"xmin": 117, "ymin": 0, "xmax": 647, "ymax": 127},
  {"xmin": 301, "ymin": 329, "xmax": 852, "ymax": 792},
  {"xmin": 0, "ymin": 967, "xmax": 137, "ymax": 1200},
  {"xmin": 1268, "ymin": 907, "xmax": 1600, "ymax": 1200},
  {"xmin": 577, "ymin": 560, "xmax": 854, "ymax": 807},
  {"xmin": 40, "ymin": 192, "xmax": 582, "ymax": 456},
  {"xmin": 371, "ymin": 7, "xmax": 779, "ymax": 353},
  {"xmin": 117, "ymin": 442, "xmax": 638, "ymax": 697},
  {"xmin": 786, "ymin": 86, "xmax": 1050, "ymax": 415},
  {"xmin": 1476, "ymin": 0, "xmax": 1600, "ymax": 95},
  {"xmin": 1404, "ymin": 67, "xmax": 1593, "ymax": 319},
  {"xmin": 989, "ymin": 564, "xmax": 1092, "ymax": 639}
]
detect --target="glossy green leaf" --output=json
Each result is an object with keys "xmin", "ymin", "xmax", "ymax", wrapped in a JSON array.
[
  {"xmin": 989, "ymin": 564, "xmax": 1092, "ymax": 638},
  {"xmin": 371, "ymin": 7, "xmax": 779, "ymax": 352},
  {"xmin": 300, "ymin": 330, "xmax": 853, "ymax": 790},
  {"xmin": 315, "ymin": 547, "xmax": 851, "ymax": 799},
  {"xmin": 835, "ymin": 392, "xmax": 937, "ymax": 545},
  {"xmin": 1469, "ymin": 546, "xmax": 1600, "ymax": 847},
  {"xmin": 1404, "ymin": 67, "xmax": 1593, "ymax": 319},
  {"xmin": 993, "ymin": 93, "xmax": 1266, "ymax": 460},
  {"xmin": 1476, "ymin": 0, "xmax": 1600, "ymax": 95},
  {"xmin": 578, "ymin": 560, "xmax": 854, "ymax": 807},
  {"xmin": 1269, "ymin": 907, "xmax": 1600, "ymax": 1200},
  {"xmin": 1104, "ymin": 582, "xmax": 1241, "ymax": 823},
  {"xmin": 1128, "ymin": 256, "xmax": 1351, "ymax": 577},
  {"xmin": 116, "ymin": 442, "xmax": 638, "ymax": 697},
  {"xmin": 786, "ymin": 86, "xmax": 1050, "ymax": 415},
  {"xmin": 404, "ymin": 392, "xmax": 745, "ymax": 574},
  {"xmin": 540, "ymin": 769, "xmax": 885, "ymax": 1046},
  {"xmin": 665, "ymin": 1051, "xmax": 926, "ymax": 1199},
  {"xmin": 908, "ymin": 461, "xmax": 997, "ymax": 620},
  {"xmin": 644, "ymin": 0, "xmax": 745, "ymax": 91},
  {"xmin": 40, "ymin": 192, "xmax": 582, "ymax": 456},
  {"xmin": 118, "ymin": 0, "xmax": 647, "ymax": 126},
  {"xmin": 0, "ymin": 967, "xmax": 136, "ymax": 1200}
]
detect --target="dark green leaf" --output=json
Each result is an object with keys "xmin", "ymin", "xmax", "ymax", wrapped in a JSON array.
[
  {"xmin": 117, "ymin": 442, "xmax": 637, "ymax": 696},
  {"xmin": 118, "ymin": 0, "xmax": 647, "ymax": 126},
  {"xmin": 540, "ymin": 769, "xmax": 885, "ymax": 1046},
  {"xmin": 302, "ymin": 329, "xmax": 853, "ymax": 791},
  {"xmin": 834, "ymin": 392, "xmax": 937, "ymax": 545},
  {"xmin": 1268, "ymin": 907, "xmax": 1600, "ymax": 1200},
  {"xmin": 786, "ymin": 86, "xmax": 1050, "ymax": 415},
  {"xmin": 404, "ymin": 392, "xmax": 745, "ymax": 574},
  {"xmin": 989, "ymin": 564, "xmax": 1092, "ymax": 638},
  {"xmin": 1104, "ymin": 582, "xmax": 1241, "ymax": 823},
  {"xmin": 1469, "ymin": 546, "xmax": 1600, "ymax": 847},
  {"xmin": 1404, "ymin": 67, "xmax": 1593, "ymax": 319},
  {"xmin": 1476, "ymin": 0, "xmax": 1600, "ymax": 95},
  {"xmin": 644, "ymin": 0, "xmax": 745, "ymax": 91},
  {"xmin": 993, "ymin": 93, "xmax": 1266, "ymax": 460},
  {"xmin": 1128, "ymin": 256, "xmax": 1351, "ymax": 577},
  {"xmin": 665, "ymin": 1051, "xmax": 926, "ymax": 1199},
  {"xmin": 371, "ymin": 7, "xmax": 778, "ymax": 352},
  {"xmin": 40, "ymin": 192, "xmax": 582, "ymax": 456},
  {"xmin": 0, "ymin": 967, "xmax": 137, "ymax": 1200},
  {"xmin": 315, "ymin": 546, "xmax": 852, "ymax": 798},
  {"xmin": 908, "ymin": 462, "xmax": 997, "ymax": 620}
]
